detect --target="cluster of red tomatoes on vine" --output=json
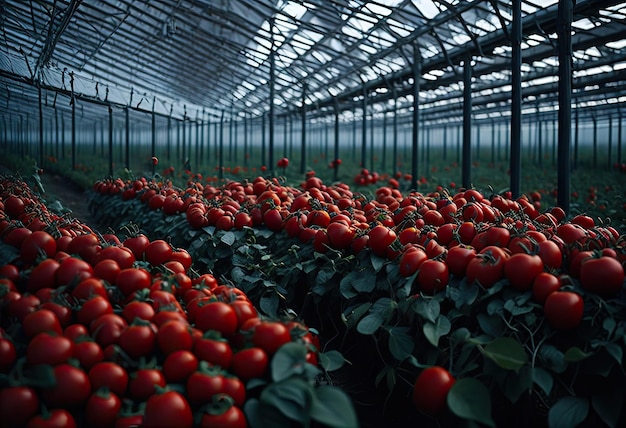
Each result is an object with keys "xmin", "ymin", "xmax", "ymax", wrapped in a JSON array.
[{"xmin": 0, "ymin": 176, "xmax": 320, "ymax": 428}]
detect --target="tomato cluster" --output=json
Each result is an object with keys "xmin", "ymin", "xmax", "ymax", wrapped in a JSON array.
[{"xmin": 0, "ymin": 177, "xmax": 321, "ymax": 428}]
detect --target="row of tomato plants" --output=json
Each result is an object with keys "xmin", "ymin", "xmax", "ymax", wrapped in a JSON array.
[
  {"xmin": 0, "ymin": 175, "xmax": 358, "ymax": 428},
  {"xmin": 85, "ymin": 170, "xmax": 626, "ymax": 427}
]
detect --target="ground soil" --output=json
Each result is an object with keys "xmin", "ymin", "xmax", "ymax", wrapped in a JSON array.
[{"xmin": 37, "ymin": 172, "xmax": 103, "ymax": 232}]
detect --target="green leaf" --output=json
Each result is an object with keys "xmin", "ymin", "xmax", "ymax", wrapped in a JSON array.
[
  {"xmin": 370, "ymin": 254, "xmax": 385, "ymax": 272},
  {"xmin": 311, "ymin": 386, "xmax": 359, "ymax": 428},
  {"xmin": 540, "ymin": 344, "xmax": 567, "ymax": 374},
  {"xmin": 501, "ymin": 365, "xmax": 533, "ymax": 403},
  {"xmin": 592, "ymin": 387, "xmax": 624, "ymax": 428},
  {"xmin": 319, "ymin": 350, "xmax": 347, "ymax": 372},
  {"xmin": 447, "ymin": 281, "xmax": 479, "ymax": 309},
  {"xmin": 482, "ymin": 337, "xmax": 528, "ymax": 371},
  {"xmin": 413, "ymin": 298, "xmax": 440, "ymax": 323},
  {"xmin": 604, "ymin": 343, "xmax": 623, "ymax": 365},
  {"xmin": 357, "ymin": 313, "xmax": 383, "ymax": 335},
  {"xmin": 548, "ymin": 396, "xmax": 589, "ymax": 428},
  {"xmin": 387, "ymin": 326, "xmax": 414, "ymax": 361},
  {"xmin": 260, "ymin": 294, "xmax": 279, "ymax": 317},
  {"xmin": 423, "ymin": 316, "xmax": 451, "ymax": 347},
  {"xmin": 342, "ymin": 302, "xmax": 372, "ymax": 330},
  {"xmin": 259, "ymin": 378, "xmax": 314, "ymax": 423},
  {"xmin": 477, "ymin": 313, "xmax": 504, "ymax": 338},
  {"xmin": 447, "ymin": 378, "xmax": 495, "ymax": 427},
  {"xmin": 532, "ymin": 367, "xmax": 553, "ymax": 396},
  {"xmin": 316, "ymin": 267, "xmax": 335, "ymax": 285},
  {"xmin": 271, "ymin": 342, "xmax": 309, "ymax": 383},
  {"xmin": 564, "ymin": 346, "xmax": 592, "ymax": 362}
]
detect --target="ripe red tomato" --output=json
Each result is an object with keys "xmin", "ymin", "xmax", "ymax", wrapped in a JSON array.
[
  {"xmin": 42, "ymin": 364, "xmax": 91, "ymax": 407},
  {"xmin": 157, "ymin": 320, "xmax": 193, "ymax": 355},
  {"xmin": 89, "ymin": 362, "xmax": 128, "ymax": 397},
  {"xmin": 537, "ymin": 240, "xmax": 563, "ymax": 270},
  {"xmin": 446, "ymin": 245, "xmax": 476, "ymax": 278},
  {"xmin": 412, "ymin": 366, "xmax": 456, "ymax": 415},
  {"xmin": 163, "ymin": 350, "xmax": 198, "ymax": 383},
  {"xmin": 195, "ymin": 301, "xmax": 238, "ymax": 336},
  {"xmin": 326, "ymin": 222, "xmax": 355, "ymax": 250},
  {"xmin": 26, "ymin": 258, "xmax": 60, "ymax": 292},
  {"xmin": 199, "ymin": 403, "xmax": 247, "ymax": 428},
  {"xmin": 398, "ymin": 246, "xmax": 427, "ymax": 277},
  {"xmin": 231, "ymin": 347, "xmax": 269, "ymax": 380},
  {"xmin": 532, "ymin": 272, "xmax": 561, "ymax": 304},
  {"xmin": 0, "ymin": 386, "xmax": 39, "ymax": 427},
  {"xmin": 22, "ymin": 309, "xmax": 63, "ymax": 338},
  {"xmin": 143, "ymin": 391, "xmax": 193, "ymax": 428},
  {"xmin": 544, "ymin": 291, "xmax": 584, "ymax": 330},
  {"xmin": 115, "ymin": 268, "xmax": 151, "ymax": 296},
  {"xmin": 26, "ymin": 409, "xmax": 77, "ymax": 428},
  {"xmin": 90, "ymin": 313, "xmax": 128, "ymax": 347},
  {"xmin": 368, "ymin": 225, "xmax": 397, "ymax": 257},
  {"xmin": 123, "ymin": 234, "xmax": 150, "ymax": 259},
  {"xmin": 0, "ymin": 337, "xmax": 17, "ymax": 372},
  {"xmin": 466, "ymin": 246, "xmax": 509, "ymax": 288},
  {"xmin": 504, "ymin": 253, "xmax": 544, "ymax": 291},
  {"xmin": 56, "ymin": 256, "xmax": 94, "ymax": 286},
  {"xmin": 417, "ymin": 260, "xmax": 449, "ymax": 294},
  {"xmin": 129, "ymin": 368, "xmax": 166, "ymax": 401},
  {"xmin": 580, "ymin": 256, "xmax": 624, "ymax": 296},
  {"xmin": 144, "ymin": 239, "xmax": 173, "ymax": 266},
  {"xmin": 84, "ymin": 390, "xmax": 122, "ymax": 428},
  {"xmin": 72, "ymin": 338, "xmax": 104, "ymax": 370},
  {"xmin": 77, "ymin": 296, "xmax": 114, "ymax": 326},
  {"xmin": 122, "ymin": 300, "xmax": 155, "ymax": 323},
  {"xmin": 27, "ymin": 332, "xmax": 73, "ymax": 365},
  {"xmin": 194, "ymin": 335, "xmax": 233, "ymax": 369},
  {"xmin": 118, "ymin": 323, "xmax": 157, "ymax": 359},
  {"xmin": 252, "ymin": 321, "xmax": 292, "ymax": 355},
  {"xmin": 20, "ymin": 231, "xmax": 57, "ymax": 263}
]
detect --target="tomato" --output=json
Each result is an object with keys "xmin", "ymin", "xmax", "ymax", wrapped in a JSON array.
[
  {"xmin": 326, "ymin": 222, "xmax": 355, "ymax": 250},
  {"xmin": 4, "ymin": 195, "xmax": 26, "ymax": 217},
  {"xmin": 90, "ymin": 313, "xmax": 128, "ymax": 347},
  {"xmin": 0, "ymin": 337, "xmax": 17, "ymax": 372},
  {"xmin": 122, "ymin": 300, "xmax": 155, "ymax": 323},
  {"xmin": 143, "ymin": 391, "xmax": 193, "ymax": 428},
  {"xmin": 234, "ymin": 211, "xmax": 253, "ymax": 230},
  {"xmin": 89, "ymin": 362, "xmax": 128, "ymax": 397},
  {"xmin": 128, "ymin": 368, "xmax": 166, "ymax": 401},
  {"xmin": 64, "ymin": 324, "xmax": 89, "ymax": 340},
  {"xmin": 8, "ymin": 293, "xmax": 41, "ymax": 322},
  {"xmin": 186, "ymin": 371, "xmax": 226, "ymax": 406},
  {"xmin": 532, "ymin": 272, "xmax": 561, "ymax": 304},
  {"xmin": 417, "ymin": 260, "xmax": 449, "ymax": 294},
  {"xmin": 157, "ymin": 320, "xmax": 193, "ymax": 355},
  {"xmin": 252, "ymin": 321, "xmax": 292, "ymax": 355},
  {"xmin": 199, "ymin": 404, "xmax": 247, "ymax": 428},
  {"xmin": 231, "ymin": 347, "xmax": 268, "ymax": 380},
  {"xmin": 115, "ymin": 268, "xmax": 151, "ymax": 297},
  {"xmin": 398, "ymin": 246, "xmax": 427, "ymax": 277},
  {"xmin": 22, "ymin": 309, "xmax": 63, "ymax": 338},
  {"xmin": 0, "ymin": 263, "xmax": 19, "ymax": 281},
  {"xmin": 144, "ymin": 239, "xmax": 173, "ymax": 266},
  {"xmin": 40, "ymin": 301, "xmax": 72, "ymax": 327},
  {"xmin": 77, "ymin": 296, "xmax": 113, "ymax": 326},
  {"xmin": 412, "ymin": 366, "xmax": 456, "ymax": 415},
  {"xmin": 446, "ymin": 245, "xmax": 476, "ymax": 278},
  {"xmin": 466, "ymin": 246, "xmax": 509, "ymax": 288},
  {"xmin": 27, "ymin": 332, "xmax": 73, "ymax": 365},
  {"xmin": 72, "ymin": 338, "xmax": 104, "ymax": 370},
  {"xmin": 485, "ymin": 226, "xmax": 510, "ymax": 248},
  {"xmin": 26, "ymin": 258, "xmax": 60, "ymax": 292},
  {"xmin": 230, "ymin": 300, "xmax": 258, "ymax": 329},
  {"xmin": 84, "ymin": 390, "xmax": 122, "ymax": 428},
  {"xmin": 194, "ymin": 334, "xmax": 233, "ymax": 369},
  {"xmin": 66, "ymin": 233, "xmax": 100, "ymax": 263},
  {"xmin": 4, "ymin": 226, "xmax": 32, "ymax": 248},
  {"xmin": 537, "ymin": 240, "xmax": 562, "ymax": 270},
  {"xmin": 557, "ymin": 223, "xmax": 587, "ymax": 245},
  {"xmin": 222, "ymin": 375, "xmax": 246, "ymax": 407},
  {"xmin": 195, "ymin": 302, "xmax": 238, "ymax": 336},
  {"xmin": 71, "ymin": 277, "xmax": 108, "ymax": 300},
  {"xmin": 0, "ymin": 386, "xmax": 39, "ymax": 427},
  {"xmin": 571, "ymin": 214, "xmax": 595, "ymax": 229},
  {"xmin": 504, "ymin": 253, "xmax": 544, "ymax": 291},
  {"xmin": 568, "ymin": 250, "xmax": 593, "ymax": 278},
  {"xmin": 26, "ymin": 409, "xmax": 77, "ymax": 428},
  {"xmin": 123, "ymin": 234, "xmax": 150, "ymax": 259},
  {"xmin": 118, "ymin": 322, "xmax": 156, "ymax": 359},
  {"xmin": 544, "ymin": 291, "xmax": 584, "ymax": 330},
  {"xmin": 457, "ymin": 221, "xmax": 477, "ymax": 245},
  {"xmin": 163, "ymin": 350, "xmax": 199, "ymax": 383},
  {"xmin": 42, "ymin": 363, "xmax": 91, "ymax": 407},
  {"xmin": 56, "ymin": 256, "xmax": 94, "ymax": 286},
  {"xmin": 579, "ymin": 256, "xmax": 624, "ymax": 296},
  {"xmin": 368, "ymin": 225, "xmax": 397, "ymax": 257},
  {"xmin": 93, "ymin": 246, "xmax": 135, "ymax": 270}
]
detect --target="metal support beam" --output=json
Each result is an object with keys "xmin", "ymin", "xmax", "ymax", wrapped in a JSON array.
[
  {"xmin": 510, "ymin": 0, "xmax": 522, "ymax": 198},
  {"xmin": 269, "ymin": 18, "xmax": 276, "ymax": 174},
  {"xmin": 38, "ymin": 85, "xmax": 44, "ymax": 168},
  {"xmin": 151, "ymin": 98, "xmax": 156, "ymax": 176},
  {"xmin": 108, "ymin": 105, "xmax": 113, "ymax": 177},
  {"xmin": 411, "ymin": 45, "xmax": 421, "ymax": 190},
  {"xmin": 334, "ymin": 98, "xmax": 340, "ymax": 182},
  {"xmin": 462, "ymin": 54, "xmax": 472, "ymax": 189},
  {"xmin": 301, "ymin": 84, "xmax": 307, "ymax": 174},
  {"xmin": 219, "ymin": 110, "xmax": 225, "ymax": 179},
  {"xmin": 557, "ymin": 0, "xmax": 573, "ymax": 212},
  {"xmin": 392, "ymin": 85, "xmax": 398, "ymax": 175},
  {"xmin": 361, "ymin": 87, "xmax": 367, "ymax": 170}
]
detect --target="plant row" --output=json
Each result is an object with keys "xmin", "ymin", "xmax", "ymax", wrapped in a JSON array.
[
  {"xmin": 0, "ymin": 175, "xmax": 357, "ymax": 428},
  {"xmin": 86, "ymin": 170, "xmax": 626, "ymax": 427}
]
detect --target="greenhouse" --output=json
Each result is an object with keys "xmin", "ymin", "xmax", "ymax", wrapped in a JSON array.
[{"xmin": 1, "ymin": 1, "xmax": 625, "ymax": 427}]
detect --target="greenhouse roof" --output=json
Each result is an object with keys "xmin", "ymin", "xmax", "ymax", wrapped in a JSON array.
[{"xmin": 1, "ymin": 0, "xmax": 625, "ymax": 124}]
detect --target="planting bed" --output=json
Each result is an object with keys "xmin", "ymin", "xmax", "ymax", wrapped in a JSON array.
[{"xmin": 1, "ymin": 167, "xmax": 626, "ymax": 428}]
